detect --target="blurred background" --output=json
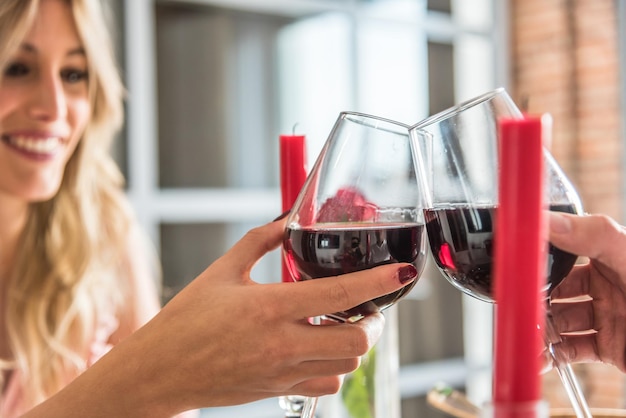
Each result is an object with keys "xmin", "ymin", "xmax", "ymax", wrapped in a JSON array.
[{"xmin": 105, "ymin": 0, "xmax": 625, "ymax": 416}]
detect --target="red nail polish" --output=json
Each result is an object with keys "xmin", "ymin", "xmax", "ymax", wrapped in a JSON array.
[
  {"xmin": 397, "ymin": 265, "xmax": 417, "ymax": 284},
  {"xmin": 273, "ymin": 210, "xmax": 291, "ymax": 222}
]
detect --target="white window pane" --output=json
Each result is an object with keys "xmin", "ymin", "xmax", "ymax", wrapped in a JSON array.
[
  {"xmin": 277, "ymin": 13, "xmax": 354, "ymax": 162},
  {"xmin": 356, "ymin": 14, "xmax": 429, "ymax": 124},
  {"xmin": 455, "ymin": 34, "xmax": 496, "ymax": 102}
]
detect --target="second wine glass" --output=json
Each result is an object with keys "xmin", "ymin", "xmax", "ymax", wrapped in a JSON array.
[
  {"xmin": 409, "ymin": 88, "xmax": 591, "ymax": 418},
  {"xmin": 283, "ymin": 111, "xmax": 430, "ymax": 418}
]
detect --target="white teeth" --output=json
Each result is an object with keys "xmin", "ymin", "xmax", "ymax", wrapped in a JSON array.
[{"xmin": 8, "ymin": 136, "xmax": 62, "ymax": 154}]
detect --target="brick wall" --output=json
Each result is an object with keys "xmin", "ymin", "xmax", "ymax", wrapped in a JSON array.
[
  {"xmin": 510, "ymin": 0, "xmax": 623, "ymax": 219},
  {"xmin": 510, "ymin": 0, "xmax": 624, "ymax": 408}
]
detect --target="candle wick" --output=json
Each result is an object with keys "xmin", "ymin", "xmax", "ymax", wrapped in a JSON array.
[{"xmin": 292, "ymin": 123, "xmax": 299, "ymax": 135}]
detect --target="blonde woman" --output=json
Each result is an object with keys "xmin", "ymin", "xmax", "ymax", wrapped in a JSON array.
[
  {"xmin": 0, "ymin": 0, "xmax": 162, "ymax": 415},
  {"xmin": 1, "ymin": 1, "xmax": 419, "ymax": 416}
]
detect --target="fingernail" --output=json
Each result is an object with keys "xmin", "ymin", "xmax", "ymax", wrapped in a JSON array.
[
  {"xmin": 549, "ymin": 212, "xmax": 572, "ymax": 234},
  {"xmin": 397, "ymin": 265, "xmax": 418, "ymax": 284},
  {"xmin": 273, "ymin": 210, "xmax": 291, "ymax": 222}
]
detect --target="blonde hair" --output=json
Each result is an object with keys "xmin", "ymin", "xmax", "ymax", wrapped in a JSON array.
[{"xmin": 1, "ymin": 0, "xmax": 139, "ymax": 406}]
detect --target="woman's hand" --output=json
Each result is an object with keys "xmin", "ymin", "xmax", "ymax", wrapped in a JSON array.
[
  {"xmin": 548, "ymin": 212, "xmax": 626, "ymax": 372},
  {"xmin": 24, "ymin": 217, "xmax": 418, "ymax": 417}
]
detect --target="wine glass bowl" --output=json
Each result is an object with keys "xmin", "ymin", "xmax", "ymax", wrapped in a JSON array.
[
  {"xmin": 410, "ymin": 88, "xmax": 583, "ymax": 303},
  {"xmin": 283, "ymin": 111, "xmax": 430, "ymax": 323},
  {"xmin": 409, "ymin": 88, "xmax": 591, "ymax": 418}
]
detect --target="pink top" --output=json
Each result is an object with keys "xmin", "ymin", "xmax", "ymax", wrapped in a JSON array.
[{"xmin": 0, "ymin": 313, "xmax": 198, "ymax": 418}]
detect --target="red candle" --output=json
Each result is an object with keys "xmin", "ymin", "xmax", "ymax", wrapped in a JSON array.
[
  {"xmin": 279, "ymin": 132, "xmax": 307, "ymax": 282},
  {"xmin": 493, "ymin": 116, "xmax": 547, "ymax": 414}
]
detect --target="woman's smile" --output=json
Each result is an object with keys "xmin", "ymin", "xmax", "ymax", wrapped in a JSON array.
[{"xmin": 1, "ymin": 132, "xmax": 66, "ymax": 160}]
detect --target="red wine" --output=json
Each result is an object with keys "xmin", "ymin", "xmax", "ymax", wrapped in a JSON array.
[
  {"xmin": 424, "ymin": 204, "xmax": 578, "ymax": 302},
  {"xmin": 284, "ymin": 223, "xmax": 427, "ymax": 321}
]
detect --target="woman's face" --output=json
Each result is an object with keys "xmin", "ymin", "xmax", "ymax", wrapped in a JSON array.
[{"xmin": 0, "ymin": 0, "xmax": 91, "ymax": 202}]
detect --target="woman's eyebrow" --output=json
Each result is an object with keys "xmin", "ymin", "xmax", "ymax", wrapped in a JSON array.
[
  {"xmin": 67, "ymin": 47, "xmax": 86, "ymax": 57},
  {"xmin": 19, "ymin": 42, "xmax": 86, "ymax": 57},
  {"xmin": 19, "ymin": 43, "xmax": 37, "ymax": 53}
]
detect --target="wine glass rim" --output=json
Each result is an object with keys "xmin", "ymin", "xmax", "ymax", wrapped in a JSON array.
[
  {"xmin": 409, "ymin": 87, "xmax": 507, "ymax": 130},
  {"xmin": 339, "ymin": 110, "xmax": 411, "ymax": 131}
]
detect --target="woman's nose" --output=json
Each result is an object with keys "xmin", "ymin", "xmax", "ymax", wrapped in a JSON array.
[{"xmin": 27, "ymin": 71, "xmax": 67, "ymax": 121}]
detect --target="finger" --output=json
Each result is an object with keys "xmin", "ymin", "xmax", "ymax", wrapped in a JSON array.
[
  {"xmin": 283, "ymin": 264, "xmax": 418, "ymax": 319},
  {"xmin": 549, "ymin": 212, "xmax": 626, "ymax": 269},
  {"xmin": 288, "ymin": 375, "xmax": 344, "ymax": 397},
  {"xmin": 550, "ymin": 265, "xmax": 591, "ymax": 300},
  {"xmin": 217, "ymin": 218, "xmax": 287, "ymax": 274},
  {"xmin": 554, "ymin": 334, "xmax": 601, "ymax": 364},
  {"xmin": 298, "ymin": 357, "xmax": 361, "ymax": 378},
  {"xmin": 282, "ymin": 314, "xmax": 383, "ymax": 361},
  {"xmin": 301, "ymin": 314, "xmax": 385, "ymax": 360},
  {"xmin": 272, "ymin": 358, "xmax": 360, "ymax": 392},
  {"xmin": 550, "ymin": 300, "xmax": 594, "ymax": 333},
  {"xmin": 540, "ymin": 346, "xmax": 555, "ymax": 375}
]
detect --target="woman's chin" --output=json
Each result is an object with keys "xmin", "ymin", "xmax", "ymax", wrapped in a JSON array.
[
  {"xmin": 32, "ymin": 188, "xmax": 62, "ymax": 202},
  {"xmin": 21, "ymin": 181, "xmax": 63, "ymax": 203}
]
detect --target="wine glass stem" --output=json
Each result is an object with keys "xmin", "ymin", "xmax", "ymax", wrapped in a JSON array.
[
  {"xmin": 298, "ymin": 315, "xmax": 322, "ymax": 418},
  {"xmin": 300, "ymin": 396, "xmax": 319, "ymax": 418},
  {"xmin": 545, "ymin": 310, "xmax": 592, "ymax": 418},
  {"xmin": 280, "ymin": 316, "xmax": 321, "ymax": 418},
  {"xmin": 279, "ymin": 395, "xmax": 306, "ymax": 417}
]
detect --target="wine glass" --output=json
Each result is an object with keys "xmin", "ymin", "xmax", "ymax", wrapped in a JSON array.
[
  {"xmin": 409, "ymin": 88, "xmax": 592, "ymax": 418},
  {"xmin": 282, "ymin": 111, "xmax": 430, "ymax": 417}
]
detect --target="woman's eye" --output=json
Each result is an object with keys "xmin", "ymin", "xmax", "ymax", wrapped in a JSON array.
[
  {"xmin": 61, "ymin": 69, "xmax": 88, "ymax": 84},
  {"xmin": 4, "ymin": 62, "xmax": 29, "ymax": 77}
]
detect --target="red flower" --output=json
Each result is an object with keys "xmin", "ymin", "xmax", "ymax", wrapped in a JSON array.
[{"xmin": 317, "ymin": 187, "xmax": 378, "ymax": 222}]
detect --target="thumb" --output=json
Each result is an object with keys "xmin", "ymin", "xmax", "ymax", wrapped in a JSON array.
[
  {"xmin": 214, "ymin": 217, "xmax": 287, "ymax": 277},
  {"xmin": 549, "ymin": 212, "xmax": 626, "ymax": 268}
]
